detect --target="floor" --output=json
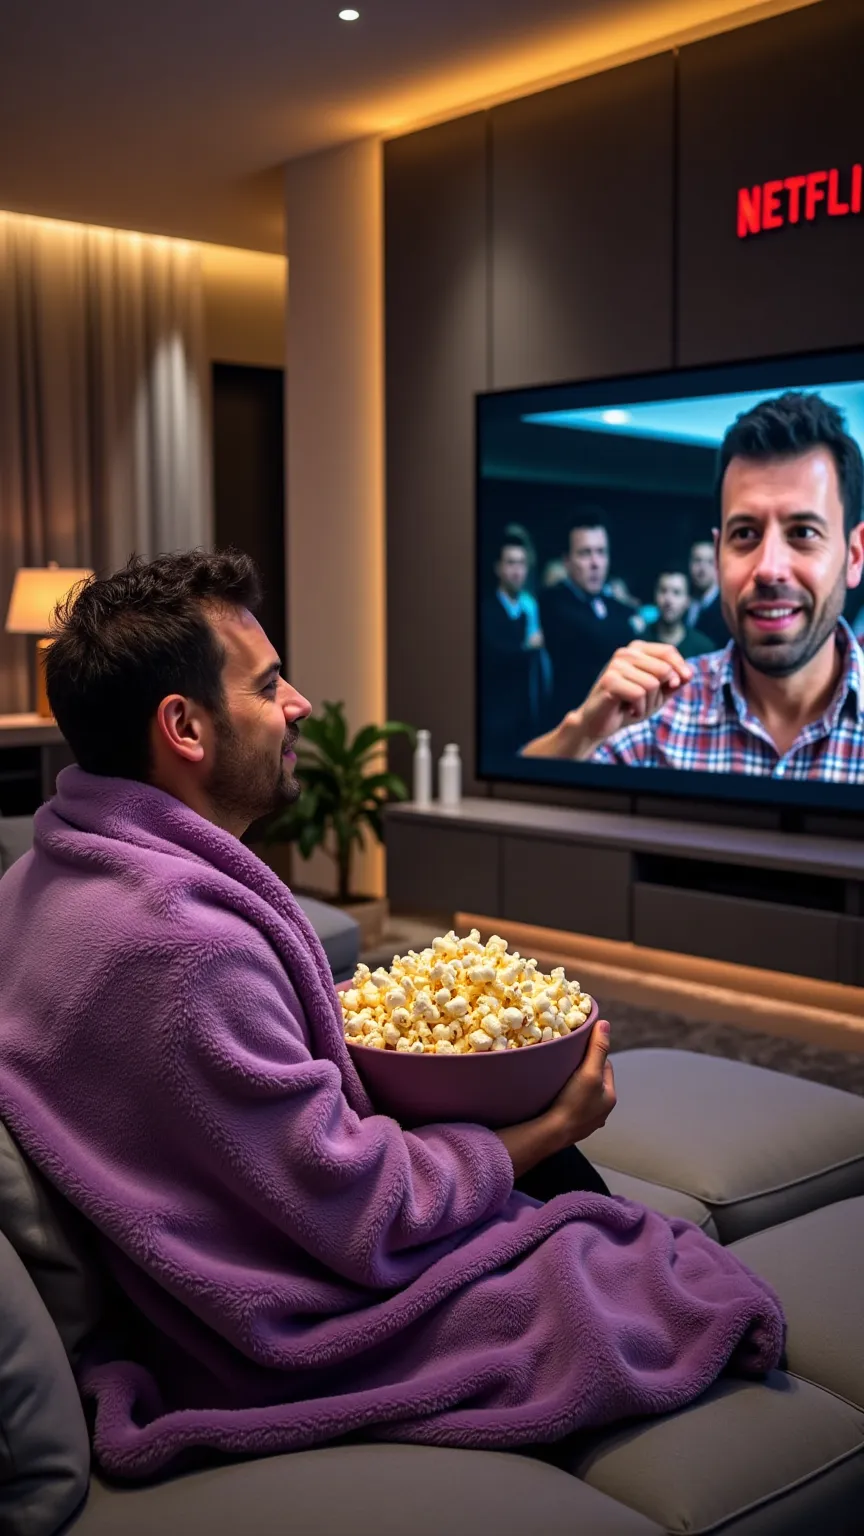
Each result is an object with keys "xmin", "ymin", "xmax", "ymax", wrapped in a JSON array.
[{"xmin": 360, "ymin": 915, "xmax": 864, "ymax": 1098}]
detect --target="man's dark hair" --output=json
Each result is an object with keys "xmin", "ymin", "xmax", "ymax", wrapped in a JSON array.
[
  {"xmin": 46, "ymin": 548, "xmax": 263, "ymax": 782},
  {"xmin": 717, "ymin": 391, "xmax": 864, "ymax": 536},
  {"xmin": 569, "ymin": 507, "xmax": 608, "ymax": 539},
  {"xmin": 656, "ymin": 570, "xmax": 690, "ymax": 591},
  {"xmin": 497, "ymin": 533, "xmax": 528, "ymax": 562}
]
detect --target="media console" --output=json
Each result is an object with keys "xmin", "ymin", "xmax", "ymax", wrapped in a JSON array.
[{"xmin": 385, "ymin": 799, "xmax": 864, "ymax": 988}]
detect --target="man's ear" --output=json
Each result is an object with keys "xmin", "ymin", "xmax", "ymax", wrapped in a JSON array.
[
  {"xmin": 712, "ymin": 527, "xmax": 721, "ymax": 559},
  {"xmin": 846, "ymin": 522, "xmax": 864, "ymax": 592}
]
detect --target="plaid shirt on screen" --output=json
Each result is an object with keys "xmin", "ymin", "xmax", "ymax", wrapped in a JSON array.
[{"xmin": 591, "ymin": 618, "xmax": 864, "ymax": 783}]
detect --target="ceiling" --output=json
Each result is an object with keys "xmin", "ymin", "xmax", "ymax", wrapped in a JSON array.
[{"xmin": 0, "ymin": 0, "xmax": 812, "ymax": 253}]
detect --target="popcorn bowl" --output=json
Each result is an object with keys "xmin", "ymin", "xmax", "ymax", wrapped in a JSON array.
[{"xmin": 343, "ymin": 993, "xmax": 599, "ymax": 1130}]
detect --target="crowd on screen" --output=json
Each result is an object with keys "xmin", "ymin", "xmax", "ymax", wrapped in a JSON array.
[{"xmin": 480, "ymin": 516, "xmax": 729, "ymax": 758}]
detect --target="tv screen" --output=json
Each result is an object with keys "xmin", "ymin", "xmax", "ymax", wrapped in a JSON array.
[{"xmin": 476, "ymin": 349, "xmax": 864, "ymax": 811}]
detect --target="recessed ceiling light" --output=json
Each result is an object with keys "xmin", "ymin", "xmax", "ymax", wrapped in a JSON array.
[{"xmin": 339, "ymin": 8, "xmax": 360, "ymax": 18}]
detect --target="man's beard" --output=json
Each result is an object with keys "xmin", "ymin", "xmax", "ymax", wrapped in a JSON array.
[
  {"xmin": 724, "ymin": 569, "xmax": 847, "ymax": 678},
  {"xmin": 207, "ymin": 713, "xmax": 301, "ymax": 829}
]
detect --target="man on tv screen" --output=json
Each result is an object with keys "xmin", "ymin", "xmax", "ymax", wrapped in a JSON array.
[
  {"xmin": 523, "ymin": 392, "xmax": 864, "ymax": 782},
  {"xmin": 686, "ymin": 539, "xmax": 730, "ymax": 648},
  {"xmin": 481, "ymin": 531, "xmax": 548, "ymax": 755},
  {"xmin": 643, "ymin": 571, "xmax": 716, "ymax": 660},
  {"xmin": 539, "ymin": 514, "xmax": 633, "ymax": 726}
]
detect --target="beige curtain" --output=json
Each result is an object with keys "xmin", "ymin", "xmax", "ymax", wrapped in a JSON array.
[{"xmin": 0, "ymin": 213, "xmax": 212, "ymax": 712}]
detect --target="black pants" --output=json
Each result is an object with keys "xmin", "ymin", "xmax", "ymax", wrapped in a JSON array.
[{"xmin": 514, "ymin": 1144, "xmax": 610, "ymax": 1202}]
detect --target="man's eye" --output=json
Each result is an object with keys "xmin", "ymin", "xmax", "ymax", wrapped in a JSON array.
[
  {"xmin": 263, "ymin": 680, "xmax": 279, "ymax": 695},
  {"xmin": 791, "ymin": 526, "xmax": 819, "ymax": 541},
  {"xmin": 730, "ymin": 527, "xmax": 758, "ymax": 543}
]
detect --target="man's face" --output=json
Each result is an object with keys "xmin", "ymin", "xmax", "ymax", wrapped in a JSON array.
[
  {"xmin": 689, "ymin": 542, "xmax": 716, "ymax": 595},
  {"xmin": 566, "ymin": 526, "xmax": 609, "ymax": 596},
  {"xmin": 205, "ymin": 606, "xmax": 311, "ymax": 829},
  {"xmin": 496, "ymin": 544, "xmax": 528, "ymax": 596},
  {"xmin": 718, "ymin": 448, "xmax": 864, "ymax": 678},
  {"xmin": 656, "ymin": 573, "xmax": 690, "ymax": 626}
]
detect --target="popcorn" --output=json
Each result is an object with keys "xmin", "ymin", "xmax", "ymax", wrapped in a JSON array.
[{"xmin": 340, "ymin": 930, "xmax": 593, "ymax": 1057}]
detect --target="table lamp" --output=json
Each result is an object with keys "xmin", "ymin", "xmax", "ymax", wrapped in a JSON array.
[{"xmin": 5, "ymin": 562, "xmax": 94, "ymax": 719}]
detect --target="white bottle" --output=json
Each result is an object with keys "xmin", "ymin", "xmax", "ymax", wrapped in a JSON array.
[
  {"xmin": 413, "ymin": 729, "xmax": 432, "ymax": 807},
  {"xmin": 438, "ymin": 743, "xmax": 462, "ymax": 809}
]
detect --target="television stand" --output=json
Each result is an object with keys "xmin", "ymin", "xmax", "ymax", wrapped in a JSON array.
[{"xmin": 385, "ymin": 799, "xmax": 864, "ymax": 989}]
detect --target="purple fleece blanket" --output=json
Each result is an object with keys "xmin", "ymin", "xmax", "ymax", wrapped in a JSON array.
[{"xmin": 0, "ymin": 767, "xmax": 785, "ymax": 1479}]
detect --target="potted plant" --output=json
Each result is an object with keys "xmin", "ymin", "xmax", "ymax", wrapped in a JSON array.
[{"xmin": 251, "ymin": 701, "xmax": 415, "ymax": 942}]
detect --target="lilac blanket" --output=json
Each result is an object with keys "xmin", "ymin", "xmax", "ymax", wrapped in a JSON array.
[{"xmin": 0, "ymin": 767, "xmax": 785, "ymax": 1478}]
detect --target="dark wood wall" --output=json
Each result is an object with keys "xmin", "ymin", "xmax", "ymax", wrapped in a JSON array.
[
  {"xmin": 385, "ymin": 115, "xmax": 490, "ymax": 794},
  {"xmin": 678, "ymin": 0, "xmax": 864, "ymax": 365},
  {"xmin": 384, "ymin": 0, "xmax": 864, "ymax": 828},
  {"xmin": 490, "ymin": 53, "xmax": 675, "ymax": 391}
]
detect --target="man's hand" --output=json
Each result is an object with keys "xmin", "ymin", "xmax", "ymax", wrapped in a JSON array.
[
  {"xmin": 548, "ymin": 1020, "xmax": 616, "ymax": 1143},
  {"xmin": 576, "ymin": 641, "xmax": 693, "ymax": 748},
  {"xmin": 521, "ymin": 642, "xmax": 693, "ymax": 759},
  {"xmin": 495, "ymin": 1020, "xmax": 616, "ymax": 1177},
  {"xmin": 525, "ymin": 629, "xmax": 545, "ymax": 650}
]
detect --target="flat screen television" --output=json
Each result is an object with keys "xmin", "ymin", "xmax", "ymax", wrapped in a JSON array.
[{"xmin": 476, "ymin": 348, "xmax": 864, "ymax": 811}]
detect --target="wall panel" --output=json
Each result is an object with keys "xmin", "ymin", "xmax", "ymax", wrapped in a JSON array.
[
  {"xmin": 385, "ymin": 115, "xmax": 489, "ymax": 792},
  {"xmin": 490, "ymin": 53, "xmax": 675, "ymax": 390},
  {"xmin": 678, "ymin": 0, "xmax": 864, "ymax": 365}
]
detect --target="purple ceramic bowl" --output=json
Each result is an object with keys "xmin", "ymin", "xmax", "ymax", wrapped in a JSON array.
[{"xmin": 342, "ymin": 996, "xmax": 599, "ymax": 1129}]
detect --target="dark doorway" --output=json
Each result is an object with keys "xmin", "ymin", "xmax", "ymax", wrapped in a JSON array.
[{"xmin": 212, "ymin": 363, "xmax": 286, "ymax": 659}]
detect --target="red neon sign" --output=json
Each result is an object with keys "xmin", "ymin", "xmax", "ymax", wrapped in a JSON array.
[{"xmin": 737, "ymin": 165, "xmax": 862, "ymax": 238}]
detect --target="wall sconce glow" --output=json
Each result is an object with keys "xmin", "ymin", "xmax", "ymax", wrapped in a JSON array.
[
  {"xmin": 339, "ymin": 8, "xmax": 360, "ymax": 18},
  {"xmin": 602, "ymin": 409, "xmax": 631, "ymax": 425}
]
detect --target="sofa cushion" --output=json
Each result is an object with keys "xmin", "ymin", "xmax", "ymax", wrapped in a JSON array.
[
  {"xmin": 565, "ymin": 1373, "xmax": 864, "ymax": 1536},
  {"xmin": 295, "ymin": 893, "xmax": 361, "ymax": 981},
  {"xmin": 0, "ymin": 814, "xmax": 34, "ymax": 872},
  {"xmin": 580, "ymin": 1050, "xmax": 864, "ymax": 1242},
  {"xmin": 74, "ymin": 1444, "xmax": 663, "ymax": 1536},
  {"xmin": 732, "ymin": 1197, "xmax": 864, "ymax": 1412},
  {"xmin": 0, "ymin": 1228, "xmax": 91, "ymax": 1536},
  {"xmin": 595, "ymin": 1166, "xmax": 719, "ymax": 1241},
  {"xmin": 0, "ymin": 1118, "xmax": 103, "ymax": 1362}
]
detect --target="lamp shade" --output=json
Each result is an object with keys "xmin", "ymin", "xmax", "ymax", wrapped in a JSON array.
[{"xmin": 5, "ymin": 563, "xmax": 94, "ymax": 636}]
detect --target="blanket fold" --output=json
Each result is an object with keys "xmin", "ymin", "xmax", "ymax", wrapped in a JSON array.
[{"xmin": 0, "ymin": 767, "xmax": 785, "ymax": 1478}]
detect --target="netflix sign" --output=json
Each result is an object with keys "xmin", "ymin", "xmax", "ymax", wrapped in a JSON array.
[{"xmin": 737, "ymin": 165, "xmax": 862, "ymax": 239}]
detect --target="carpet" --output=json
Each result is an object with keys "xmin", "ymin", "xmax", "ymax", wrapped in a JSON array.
[{"xmin": 361, "ymin": 917, "xmax": 864, "ymax": 1099}]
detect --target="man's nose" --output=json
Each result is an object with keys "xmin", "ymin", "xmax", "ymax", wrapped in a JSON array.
[
  {"xmin": 283, "ymin": 685, "xmax": 312, "ymax": 721},
  {"xmin": 753, "ymin": 526, "xmax": 793, "ymax": 586}
]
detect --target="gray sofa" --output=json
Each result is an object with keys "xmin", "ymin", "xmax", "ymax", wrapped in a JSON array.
[
  {"xmin": 3, "ymin": 815, "xmax": 864, "ymax": 1533},
  {"xmin": 0, "ymin": 814, "xmax": 361, "ymax": 983}
]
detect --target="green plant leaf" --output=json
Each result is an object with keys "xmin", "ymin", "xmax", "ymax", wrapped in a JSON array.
[
  {"xmin": 299, "ymin": 712, "xmax": 348, "ymax": 765},
  {"xmin": 360, "ymin": 772, "xmax": 409, "ymax": 801},
  {"xmin": 348, "ymin": 722, "xmax": 385, "ymax": 762},
  {"xmin": 353, "ymin": 719, "xmax": 416, "ymax": 762},
  {"xmin": 295, "ymin": 764, "xmax": 343, "ymax": 797},
  {"xmin": 321, "ymin": 700, "xmax": 348, "ymax": 760},
  {"xmin": 361, "ymin": 805, "xmax": 385, "ymax": 843},
  {"xmin": 297, "ymin": 820, "xmax": 325, "ymax": 860}
]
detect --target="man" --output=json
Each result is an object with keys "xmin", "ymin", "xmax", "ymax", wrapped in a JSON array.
[
  {"xmin": 687, "ymin": 538, "xmax": 729, "ymax": 647},
  {"xmin": 540, "ymin": 515, "xmax": 634, "ymax": 726},
  {"xmin": 523, "ymin": 392, "xmax": 864, "ymax": 781},
  {"xmin": 481, "ymin": 533, "xmax": 549, "ymax": 757},
  {"xmin": 643, "ymin": 571, "xmax": 716, "ymax": 660},
  {"xmin": 0, "ymin": 550, "xmax": 782, "ymax": 1479}
]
